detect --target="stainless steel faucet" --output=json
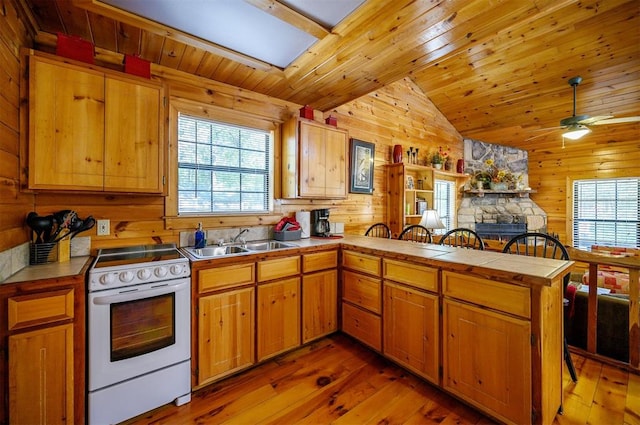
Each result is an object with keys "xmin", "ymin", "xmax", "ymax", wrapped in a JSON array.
[{"xmin": 233, "ymin": 228, "xmax": 249, "ymax": 244}]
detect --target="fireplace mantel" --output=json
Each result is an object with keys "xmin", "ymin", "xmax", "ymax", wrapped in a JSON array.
[{"xmin": 463, "ymin": 189, "xmax": 537, "ymax": 197}]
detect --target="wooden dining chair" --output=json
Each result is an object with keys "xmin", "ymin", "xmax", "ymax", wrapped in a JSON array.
[
  {"xmin": 502, "ymin": 232, "xmax": 578, "ymax": 382},
  {"xmin": 398, "ymin": 224, "xmax": 432, "ymax": 243},
  {"xmin": 364, "ymin": 222, "xmax": 391, "ymax": 238},
  {"xmin": 438, "ymin": 228, "xmax": 485, "ymax": 250}
]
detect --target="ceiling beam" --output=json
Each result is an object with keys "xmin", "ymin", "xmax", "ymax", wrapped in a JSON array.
[{"xmin": 243, "ymin": 0, "xmax": 330, "ymax": 40}]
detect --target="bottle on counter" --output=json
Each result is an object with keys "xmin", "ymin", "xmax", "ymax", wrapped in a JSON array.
[{"xmin": 195, "ymin": 222, "xmax": 206, "ymax": 248}]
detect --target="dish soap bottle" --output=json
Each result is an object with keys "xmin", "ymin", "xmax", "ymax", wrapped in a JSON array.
[{"xmin": 195, "ymin": 222, "xmax": 206, "ymax": 248}]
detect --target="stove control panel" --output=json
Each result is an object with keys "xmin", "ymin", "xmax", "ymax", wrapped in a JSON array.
[{"xmin": 89, "ymin": 261, "xmax": 190, "ymax": 291}]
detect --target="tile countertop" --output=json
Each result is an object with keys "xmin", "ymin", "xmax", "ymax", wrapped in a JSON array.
[
  {"xmin": 336, "ymin": 235, "xmax": 574, "ymax": 288},
  {"xmin": 1, "ymin": 256, "xmax": 93, "ymax": 285},
  {"xmin": 187, "ymin": 234, "xmax": 573, "ymax": 288},
  {"xmin": 2, "ymin": 234, "xmax": 573, "ymax": 288}
]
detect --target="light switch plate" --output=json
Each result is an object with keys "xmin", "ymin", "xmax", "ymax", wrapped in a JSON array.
[{"xmin": 97, "ymin": 219, "xmax": 110, "ymax": 236}]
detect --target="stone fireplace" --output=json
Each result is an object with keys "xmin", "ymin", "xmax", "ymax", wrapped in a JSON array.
[
  {"xmin": 457, "ymin": 194, "xmax": 547, "ymax": 240},
  {"xmin": 457, "ymin": 139, "xmax": 547, "ymax": 240}
]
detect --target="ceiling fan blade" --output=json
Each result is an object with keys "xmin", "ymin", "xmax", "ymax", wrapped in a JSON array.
[
  {"xmin": 525, "ymin": 129, "xmax": 559, "ymax": 141},
  {"xmin": 532, "ymin": 125, "xmax": 565, "ymax": 131},
  {"xmin": 589, "ymin": 116, "xmax": 640, "ymax": 125},
  {"xmin": 577, "ymin": 115, "xmax": 613, "ymax": 125}
]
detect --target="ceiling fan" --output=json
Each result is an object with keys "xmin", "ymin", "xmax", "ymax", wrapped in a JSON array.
[{"xmin": 528, "ymin": 76, "xmax": 640, "ymax": 142}]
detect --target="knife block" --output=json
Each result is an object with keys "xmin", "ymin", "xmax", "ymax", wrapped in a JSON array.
[{"xmin": 57, "ymin": 230, "xmax": 70, "ymax": 262}]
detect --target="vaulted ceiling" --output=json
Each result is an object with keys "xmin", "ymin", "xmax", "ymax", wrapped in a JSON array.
[{"xmin": 18, "ymin": 0, "xmax": 640, "ymax": 150}]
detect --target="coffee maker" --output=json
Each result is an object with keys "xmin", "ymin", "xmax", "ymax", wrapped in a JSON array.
[{"xmin": 311, "ymin": 208, "xmax": 330, "ymax": 237}]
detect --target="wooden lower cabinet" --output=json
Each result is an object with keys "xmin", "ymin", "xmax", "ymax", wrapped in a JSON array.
[
  {"xmin": 9, "ymin": 324, "xmax": 74, "ymax": 424},
  {"xmin": 197, "ymin": 287, "xmax": 254, "ymax": 386},
  {"xmin": 1, "ymin": 273, "xmax": 85, "ymax": 425},
  {"xmin": 302, "ymin": 269, "xmax": 338, "ymax": 343},
  {"xmin": 443, "ymin": 299, "xmax": 531, "ymax": 425},
  {"xmin": 383, "ymin": 282, "xmax": 439, "ymax": 383},
  {"xmin": 257, "ymin": 277, "xmax": 301, "ymax": 361}
]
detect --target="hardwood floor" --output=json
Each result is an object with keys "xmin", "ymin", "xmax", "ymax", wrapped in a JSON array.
[{"xmin": 124, "ymin": 334, "xmax": 640, "ymax": 425}]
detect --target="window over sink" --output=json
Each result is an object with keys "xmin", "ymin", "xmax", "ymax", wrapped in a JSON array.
[{"xmin": 176, "ymin": 113, "xmax": 274, "ymax": 215}]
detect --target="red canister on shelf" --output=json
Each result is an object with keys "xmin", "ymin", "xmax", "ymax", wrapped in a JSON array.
[
  {"xmin": 456, "ymin": 159, "xmax": 465, "ymax": 174},
  {"xmin": 392, "ymin": 145, "xmax": 403, "ymax": 163}
]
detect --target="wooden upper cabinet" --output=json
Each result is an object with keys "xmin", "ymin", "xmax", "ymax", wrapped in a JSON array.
[
  {"xmin": 281, "ymin": 117, "xmax": 348, "ymax": 199},
  {"xmin": 29, "ymin": 57, "xmax": 105, "ymax": 190},
  {"xmin": 28, "ymin": 55, "xmax": 165, "ymax": 193},
  {"xmin": 104, "ymin": 76, "xmax": 163, "ymax": 192}
]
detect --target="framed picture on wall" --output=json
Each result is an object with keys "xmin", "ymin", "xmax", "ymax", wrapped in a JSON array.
[{"xmin": 349, "ymin": 138, "xmax": 375, "ymax": 194}]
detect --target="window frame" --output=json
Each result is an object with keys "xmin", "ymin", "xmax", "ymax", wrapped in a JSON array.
[
  {"xmin": 165, "ymin": 100, "xmax": 281, "ymax": 230},
  {"xmin": 176, "ymin": 114, "xmax": 273, "ymax": 215},
  {"xmin": 434, "ymin": 178, "xmax": 457, "ymax": 234},
  {"xmin": 571, "ymin": 177, "xmax": 640, "ymax": 250}
]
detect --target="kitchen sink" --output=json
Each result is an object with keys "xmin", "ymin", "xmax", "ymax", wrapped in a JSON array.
[
  {"xmin": 184, "ymin": 240, "xmax": 298, "ymax": 259},
  {"xmin": 243, "ymin": 240, "xmax": 298, "ymax": 251},
  {"xmin": 184, "ymin": 245, "xmax": 250, "ymax": 258}
]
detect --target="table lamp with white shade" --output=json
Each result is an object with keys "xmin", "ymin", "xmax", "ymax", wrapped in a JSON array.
[{"xmin": 419, "ymin": 209, "xmax": 445, "ymax": 233}]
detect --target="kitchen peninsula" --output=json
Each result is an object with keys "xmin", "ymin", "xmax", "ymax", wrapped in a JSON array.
[{"xmin": 186, "ymin": 235, "xmax": 573, "ymax": 425}]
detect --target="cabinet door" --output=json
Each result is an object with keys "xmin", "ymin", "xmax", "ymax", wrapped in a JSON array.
[
  {"xmin": 383, "ymin": 282, "xmax": 439, "ymax": 383},
  {"xmin": 104, "ymin": 77, "xmax": 163, "ymax": 192},
  {"xmin": 298, "ymin": 121, "xmax": 326, "ymax": 197},
  {"xmin": 9, "ymin": 324, "xmax": 74, "ymax": 424},
  {"xmin": 257, "ymin": 277, "xmax": 300, "ymax": 361},
  {"xmin": 29, "ymin": 58, "xmax": 105, "ymax": 190},
  {"xmin": 302, "ymin": 269, "xmax": 338, "ymax": 343},
  {"xmin": 198, "ymin": 287, "xmax": 254, "ymax": 385},
  {"xmin": 323, "ymin": 126, "xmax": 347, "ymax": 197},
  {"xmin": 443, "ymin": 300, "xmax": 531, "ymax": 424}
]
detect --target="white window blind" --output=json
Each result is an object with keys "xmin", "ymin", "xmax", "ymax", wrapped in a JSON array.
[
  {"xmin": 572, "ymin": 178, "xmax": 640, "ymax": 250},
  {"xmin": 177, "ymin": 114, "xmax": 272, "ymax": 214},
  {"xmin": 434, "ymin": 180, "xmax": 455, "ymax": 234}
]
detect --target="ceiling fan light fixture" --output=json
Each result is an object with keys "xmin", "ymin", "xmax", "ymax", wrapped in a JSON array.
[{"xmin": 562, "ymin": 124, "xmax": 591, "ymax": 140}]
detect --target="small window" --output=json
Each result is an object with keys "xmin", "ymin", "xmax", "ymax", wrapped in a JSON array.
[
  {"xmin": 434, "ymin": 180, "xmax": 455, "ymax": 234},
  {"xmin": 572, "ymin": 178, "xmax": 640, "ymax": 249},
  {"xmin": 177, "ymin": 114, "xmax": 273, "ymax": 214}
]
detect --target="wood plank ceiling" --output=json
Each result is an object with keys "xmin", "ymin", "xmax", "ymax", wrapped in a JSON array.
[{"xmin": 18, "ymin": 0, "xmax": 640, "ymax": 150}]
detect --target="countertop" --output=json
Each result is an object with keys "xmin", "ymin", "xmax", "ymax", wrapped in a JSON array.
[
  {"xmin": 187, "ymin": 234, "xmax": 573, "ymax": 287},
  {"xmin": 2, "ymin": 235, "xmax": 574, "ymax": 287},
  {"xmin": 1, "ymin": 256, "xmax": 93, "ymax": 285}
]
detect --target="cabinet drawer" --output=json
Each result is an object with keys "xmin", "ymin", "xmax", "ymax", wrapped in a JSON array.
[
  {"xmin": 303, "ymin": 250, "xmax": 338, "ymax": 273},
  {"xmin": 342, "ymin": 270, "xmax": 381, "ymax": 314},
  {"xmin": 342, "ymin": 302, "xmax": 381, "ymax": 351},
  {"xmin": 383, "ymin": 259, "xmax": 438, "ymax": 292},
  {"xmin": 199, "ymin": 263, "xmax": 255, "ymax": 293},
  {"xmin": 342, "ymin": 250, "xmax": 381, "ymax": 276},
  {"xmin": 8, "ymin": 289, "xmax": 74, "ymax": 331},
  {"xmin": 442, "ymin": 271, "xmax": 531, "ymax": 319},
  {"xmin": 257, "ymin": 256, "xmax": 301, "ymax": 282}
]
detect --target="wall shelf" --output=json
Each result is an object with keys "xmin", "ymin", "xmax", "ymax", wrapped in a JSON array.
[{"xmin": 386, "ymin": 163, "xmax": 468, "ymax": 237}]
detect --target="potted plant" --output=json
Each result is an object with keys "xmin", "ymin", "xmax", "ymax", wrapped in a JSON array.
[{"xmin": 431, "ymin": 146, "xmax": 449, "ymax": 169}]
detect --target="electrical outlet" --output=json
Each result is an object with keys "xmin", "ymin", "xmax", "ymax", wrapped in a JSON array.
[{"xmin": 97, "ymin": 219, "xmax": 110, "ymax": 236}]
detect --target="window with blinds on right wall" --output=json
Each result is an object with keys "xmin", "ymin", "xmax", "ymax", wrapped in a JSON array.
[
  {"xmin": 572, "ymin": 177, "xmax": 640, "ymax": 250},
  {"xmin": 434, "ymin": 179, "xmax": 455, "ymax": 234}
]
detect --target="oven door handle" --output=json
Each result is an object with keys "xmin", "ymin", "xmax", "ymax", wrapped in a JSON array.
[{"xmin": 91, "ymin": 280, "xmax": 189, "ymax": 305}]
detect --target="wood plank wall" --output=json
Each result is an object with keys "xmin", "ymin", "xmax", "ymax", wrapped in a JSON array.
[
  {"xmin": 529, "ymin": 138, "xmax": 640, "ymax": 245},
  {"xmin": 4, "ymin": 41, "xmax": 463, "ymax": 253},
  {"xmin": 0, "ymin": 1, "xmax": 33, "ymax": 253},
  {"xmin": 1, "ymin": 7, "xmax": 636, "ymax": 255}
]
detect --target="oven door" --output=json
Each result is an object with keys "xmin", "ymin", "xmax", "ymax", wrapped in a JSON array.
[{"xmin": 88, "ymin": 277, "xmax": 190, "ymax": 391}]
